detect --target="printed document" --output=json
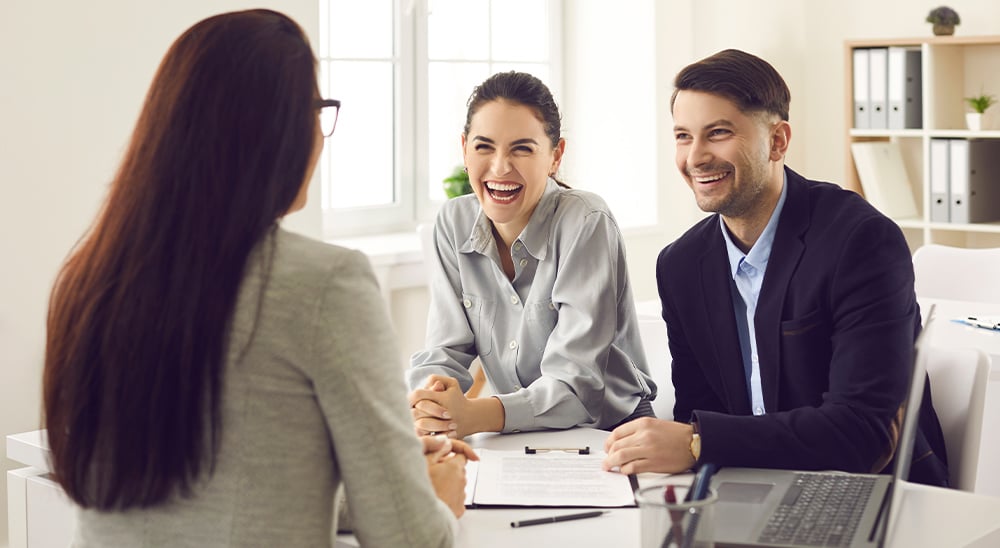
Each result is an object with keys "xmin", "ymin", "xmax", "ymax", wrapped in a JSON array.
[{"xmin": 464, "ymin": 449, "xmax": 636, "ymax": 507}]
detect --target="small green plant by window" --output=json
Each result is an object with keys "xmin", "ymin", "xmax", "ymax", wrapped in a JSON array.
[
  {"xmin": 964, "ymin": 92, "xmax": 997, "ymax": 114},
  {"xmin": 443, "ymin": 165, "xmax": 472, "ymax": 198}
]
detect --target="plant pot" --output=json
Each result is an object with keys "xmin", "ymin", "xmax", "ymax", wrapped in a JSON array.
[
  {"xmin": 966, "ymin": 112, "xmax": 982, "ymax": 131},
  {"xmin": 933, "ymin": 24, "xmax": 955, "ymax": 36}
]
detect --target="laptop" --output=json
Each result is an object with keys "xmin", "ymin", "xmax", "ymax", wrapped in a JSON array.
[{"xmin": 707, "ymin": 306, "xmax": 936, "ymax": 548}]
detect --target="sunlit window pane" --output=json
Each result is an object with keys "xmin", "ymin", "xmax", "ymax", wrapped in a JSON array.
[
  {"xmin": 491, "ymin": 0, "xmax": 548, "ymax": 61},
  {"xmin": 427, "ymin": 0, "xmax": 489, "ymax": 60},
  {"xmin": 427, "ymin": 62, "xmax": 491, "ymax": 202},
  {"xmin": 327, "ymin": 0, "xmax": 392, "ymax": 58},
  {"xmin": 321, "ymin": 60, "xmax": 395, "ymax": 209}
]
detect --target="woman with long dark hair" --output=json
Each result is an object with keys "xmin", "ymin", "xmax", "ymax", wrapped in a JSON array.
[{"xmin": 43, "ymin": 9, "xmax": 467, "ymax": 546}]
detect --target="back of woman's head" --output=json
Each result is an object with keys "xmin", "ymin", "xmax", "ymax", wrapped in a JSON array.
[
  {"xmin": 464, "ymin": 71, "xmax": 562, "ymax": 149},
  {"xmin": 44, "ymin": 9, "xmax": 317, "ymax": 510}
]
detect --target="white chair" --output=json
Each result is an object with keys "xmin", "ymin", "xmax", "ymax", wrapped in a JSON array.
[
  {"xmin": 635, "ymin": 300, "xmax": 674, "ymax": 420},
  {"xmin": 924, "ymin": 346, "xmax": 991, "ymax": 492},
  {"xmin": 912, "ymin": 244, "xmax": 1000, "ymax": 303}
]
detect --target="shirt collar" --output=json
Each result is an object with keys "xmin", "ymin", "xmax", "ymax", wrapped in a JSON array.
[
  {"xmin": 721, "ymin": 171, "xmax": 789, "ymax": 278},
  {"xmin": 462, "ymin": 178, "xmax": 560, "ymax": 260}
]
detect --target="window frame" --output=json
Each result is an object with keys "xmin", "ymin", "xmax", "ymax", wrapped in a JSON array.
[{"xmin": 320, "ymin": 0, "xmax": 563, "ymax": 239}]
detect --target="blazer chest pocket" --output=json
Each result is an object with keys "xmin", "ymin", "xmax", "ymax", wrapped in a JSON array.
[
  {"xmin": 780, "ymin": 309, "xmax": 832, "ymax": 363},
  {"xmin": 462, "ymin": 293, "xmax": 496, "ymax": 356}
]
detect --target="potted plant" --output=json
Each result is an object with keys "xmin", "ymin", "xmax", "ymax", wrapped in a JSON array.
[
  {"xmin": 926, "ymin": 6, "xmax": 960, "ymax": 36},
  {"xmin": 964, "ymin": 91, "xmax": 997, "ymax": 131},
  {"xmin": 442, "ymin": 165, "xmax": 472, "ymax": 198}
]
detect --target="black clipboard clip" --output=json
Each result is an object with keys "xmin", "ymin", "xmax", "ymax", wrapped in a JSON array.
[{"xmin": 524, "ymin": 445, "xmax": 590, "ymax": 454}]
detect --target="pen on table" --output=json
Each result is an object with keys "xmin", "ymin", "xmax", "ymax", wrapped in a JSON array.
[
  {"xmin": 510, "ymin": 510, "xmax": 609, "ymax": 528},
  {"xmin": 679, "ymin": 463, "xmax": 718, "ymax": 548},
  {"xmin": 660, "ymin": 484, "xmax": 686, "ymax": 548}
]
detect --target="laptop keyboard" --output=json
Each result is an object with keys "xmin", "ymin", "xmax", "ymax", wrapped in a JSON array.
[{"xmin": 757, "ymin": 472, "xmax": 877, "ymax": 547}]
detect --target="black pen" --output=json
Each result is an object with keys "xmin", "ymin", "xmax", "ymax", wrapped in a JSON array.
[{"xmin": 510, "ymin": 510, "xmax": 609, "ymax": 528}]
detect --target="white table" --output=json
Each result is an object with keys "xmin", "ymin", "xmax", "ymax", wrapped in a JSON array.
[
  {"xmin": 919, "ymin": 298, "xmax": 1000, "ymax": 497},
  {"xmin": 333, "ymin": 427, "xmax": 1000, "ymax": 548}
]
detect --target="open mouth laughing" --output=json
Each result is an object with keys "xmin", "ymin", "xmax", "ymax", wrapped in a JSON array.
[{"xmin": 485, "ymin": 181, "xmax": 523, "ymax": 202}]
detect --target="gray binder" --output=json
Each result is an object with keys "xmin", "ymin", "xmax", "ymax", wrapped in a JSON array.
[
  {"xmin": 929, "ymin": 138, "xmax": 950, "ymax": 222},
  {"xmin": 949, "ymin": 139, "xmax": 1000, "ymax": 224},
  {"xmin": 853, "ymin": 48, "xmax": 870, "ymax": 129},
  {"xmin": 887, "ymin": 47, "xmax": 922, "ymax": 129}
]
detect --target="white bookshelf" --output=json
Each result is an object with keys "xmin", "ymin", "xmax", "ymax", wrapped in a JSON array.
[{"xmin": 844, "ymin": 35, "xmax": 1000, "ymax": 251}]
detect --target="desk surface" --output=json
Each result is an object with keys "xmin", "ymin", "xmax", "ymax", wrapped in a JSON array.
[{"xmin": 334, "ymin": 427, "xmax": 1000, "ymax": 548}]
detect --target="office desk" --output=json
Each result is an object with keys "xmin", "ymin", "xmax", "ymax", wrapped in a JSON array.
[
  {"xmin": 334, "ymin": 427, "xmax": 1000, "ymax": 548},
  {"xmin": 919, "ymin": 298, "xmax": 1000, "ymax": 497}
]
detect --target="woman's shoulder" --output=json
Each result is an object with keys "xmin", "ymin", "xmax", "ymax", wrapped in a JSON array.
[
  {"xmin": 269, "ymin": 228, "xmax": 373, "ymax": 285},
  {"xmin": 554, "ymin": 186, "xmax": 612, "ymax": 215}
]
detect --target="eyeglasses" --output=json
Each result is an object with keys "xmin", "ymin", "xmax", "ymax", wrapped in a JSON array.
[{"xmin": 315, "ymin": 98, "xmax": 341, "ymax": 137}]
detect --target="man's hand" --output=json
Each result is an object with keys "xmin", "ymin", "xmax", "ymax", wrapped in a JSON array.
[{"xmin": 602, "ymin": 417, "xmax": 696, "ymax": 474}]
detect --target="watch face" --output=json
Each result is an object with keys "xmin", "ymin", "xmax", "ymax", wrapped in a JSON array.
[{"xmin": 690, "ymin": 433, "xmax": 701, "ymax": 461}]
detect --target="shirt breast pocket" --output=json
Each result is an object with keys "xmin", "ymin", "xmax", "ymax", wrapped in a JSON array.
[
  {"xmin": 526, "ymin": 300, "xmax": 558, "ymax": 351},
  {"xmin": 462, "ymin": 293, "xmax": 496, "ymax": 357}
]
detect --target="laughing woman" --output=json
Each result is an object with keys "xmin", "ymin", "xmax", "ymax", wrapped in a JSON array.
[{"xmin": 407, "ymin": 71, "xmax": 656, "ymax": 438}]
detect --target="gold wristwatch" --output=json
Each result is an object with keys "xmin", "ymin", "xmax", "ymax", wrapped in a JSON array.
[{"xmin": 689, "ymin": 422, "xmax": 701, "ymax": 462}]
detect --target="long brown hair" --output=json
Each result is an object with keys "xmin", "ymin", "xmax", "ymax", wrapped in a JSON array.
[{"xmin": 43, "ymin": 9, "xmax": 318, "ymax": 510}]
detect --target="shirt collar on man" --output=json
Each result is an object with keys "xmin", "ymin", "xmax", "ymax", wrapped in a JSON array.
[
  {"xmin": 463, "ymin": 178, "xmax": 560, "ymax": 261},
  {"xmin": 721, "ymin": 171, "xmax": 789, "ymax": 279}
]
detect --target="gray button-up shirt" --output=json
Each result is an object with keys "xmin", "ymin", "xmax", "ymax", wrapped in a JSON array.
[{"xmin": 408, "ymin": 179, "xmax": 655, "ymax": 432}]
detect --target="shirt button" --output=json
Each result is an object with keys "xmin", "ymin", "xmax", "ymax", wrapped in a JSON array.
[
  {"xmin": 513, "ymin": 242, "xmax": 522, "ymax": 251},
  {"xmin": 515, "ymin": 384, "xmax": 522, "ymax": 390},
  {"xmin": 519, "ymin": 258, "xmax": 528, "ymax": 267},
  {"xmin": 463, "ymin": 299, "xmax": 472, "ymax": 308},
  {"xmin": 548, "ymin": 302, "xmax": 555, "ymax": 310},
  {"xmin": 510, "ymin": 295, "xmax": 519, "ymax": 305},
  {"xmin": 509, "ymin": 340, "xmax": 518, "ymax": 350},
  {"xmin": 754, "ymin": 407, "xmax": 764, "ymax": 416}
]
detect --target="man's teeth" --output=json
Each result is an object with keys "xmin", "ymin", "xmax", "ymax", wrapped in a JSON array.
[{"xmin": 693, "ymin": 173, "xmax": 727, "ymax": 183}]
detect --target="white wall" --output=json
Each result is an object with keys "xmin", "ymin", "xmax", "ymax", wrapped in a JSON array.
[
  {"xmin": 0, "ymin": 2, "xmax": 320, "ymax": 544},
  {"xmin": 5, "ymin": 0, "xmax": 1000, "ymax": 543}
]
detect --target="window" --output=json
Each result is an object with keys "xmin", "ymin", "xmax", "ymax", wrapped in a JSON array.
[{"xmin": 318, "ymin": 0, "xmax": 561, "ymax": 237}]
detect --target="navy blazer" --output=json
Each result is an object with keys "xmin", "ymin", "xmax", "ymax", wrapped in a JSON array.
[{"xmin": 656, "ymin": 167, "xmax": 948, "ymax": 486}]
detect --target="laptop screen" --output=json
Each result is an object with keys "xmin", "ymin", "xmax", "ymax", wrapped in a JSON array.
[{"xmin": 870, "ymin": 304, "xmax": 936, "ymax": 546}]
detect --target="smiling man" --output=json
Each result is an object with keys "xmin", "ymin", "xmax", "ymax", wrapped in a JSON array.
[{"xmin": 602, "ymin": 49, "xmax": 950, "ymax": 487}]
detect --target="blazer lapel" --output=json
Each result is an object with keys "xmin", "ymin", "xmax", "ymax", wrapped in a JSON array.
[
  {"xmin": 756, "ymin": 167, "xmax": 809, "ymax": 412},
  {"xmin": 698, "ymin": 223, "xmax": 753, "ymax": 415}
]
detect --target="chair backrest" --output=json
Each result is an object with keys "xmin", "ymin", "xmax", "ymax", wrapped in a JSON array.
[
  {"xmin": 635, "ymin": 300, "xmax": 674, "ymax": 420},
  {"xmin": 924, "ymin": 346, "xmax": 991, "ymax": 492},
  {"xmin": 912, "ymin": 244, "xmax": 1000, "ymax": 303}
]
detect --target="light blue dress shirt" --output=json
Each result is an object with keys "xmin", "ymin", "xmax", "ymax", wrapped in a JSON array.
[
  {"xmin": 409, "ymin": 179, "xmax": 655, "ymax": 432},
  {"xmin": 720, "ymin": 173, "xmax": 788, "ymax": 416}
]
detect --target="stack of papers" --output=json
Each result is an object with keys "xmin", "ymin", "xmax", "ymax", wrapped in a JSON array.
[{"xmin": 464, "ymin": 449, "xmax": 637, "ymax": 508}]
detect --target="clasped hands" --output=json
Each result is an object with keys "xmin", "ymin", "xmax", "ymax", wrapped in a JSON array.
[
  {"xmin": 423, "ymin": 433, "xmax": 478, "ymax": 518},
  {"xmin": 409, "ymin": 374, "xmax": 505, "ymax": 439}
]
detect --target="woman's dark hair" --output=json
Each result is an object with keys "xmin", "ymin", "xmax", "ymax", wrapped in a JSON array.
[
  {"xmin": 463, "ymin": 71, "xmax": 568, "ymax": 187},
  {"xmin": 670, "ymin": 48, "xmax": 791, "ymax": 122},
  {"xmin": 43, "ymin": 9, "xmax": 318, "ymax": 510}
]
